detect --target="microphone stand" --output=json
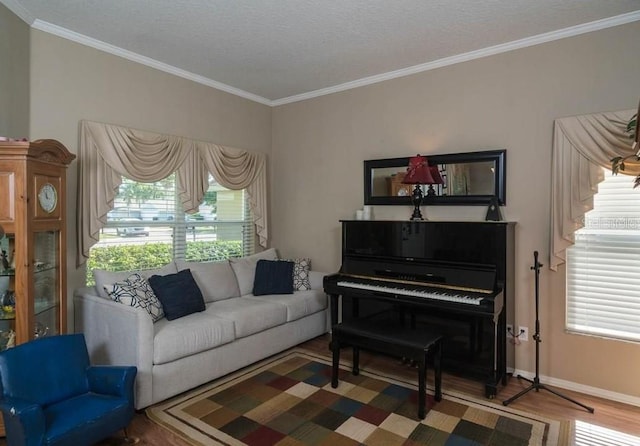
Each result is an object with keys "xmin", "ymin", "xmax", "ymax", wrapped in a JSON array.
[{"xmin": 502, "ymin": 251, "xmax": 594, "ymax": 413}]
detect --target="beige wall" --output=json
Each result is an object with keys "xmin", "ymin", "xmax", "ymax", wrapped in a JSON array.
[
  {"xmin": 272, "ymin": 22, "xmax": 640, "ymax": 398},
  {"xmin": 27, "ymin": 30, "xmax": 272, "ymax": 325},
  {"xmin": 0, "ymin": 3, "xmax": 30, "ymax": 137}
]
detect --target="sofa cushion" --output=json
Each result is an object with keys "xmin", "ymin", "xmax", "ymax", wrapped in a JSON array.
[
  {"xmin": 103, "ymin": 273, "xmax": 164, "ymax": 322},
  {"xmin": 229, "ymin": 248, "xmax": 278, "ymax": 295},
  {"xmin": 94, "ymin": 263, "xmax": 178, "ymax": 298},
  {"xmin": 153, "ymin": 310, "xmax": 236, "ymax": 364},
  {"xmin": 250, "ymin": 290, "xmax": 328, "ymax": 322},
  {"xmin": 283, "ymin": 258, "xmax": 312, "ymax": 291},
  {"xmin": 253, "ymin": 260, "xmax": 294, "ymax": 296},
  {"xmin": 210, "ymin": 297, "xmax": 287, "ymax": 339},
  {"xmin": 175, "ymin": 259, "xmax": 240, "ymax": 302},
  {"xmin": 148, "ymin": 270, "xmax": 205, "ymax": 321}
]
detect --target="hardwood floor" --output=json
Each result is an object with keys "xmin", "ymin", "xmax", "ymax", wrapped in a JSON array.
[{"xmin": 6, "ymin": 334, "xmax": 637, "ymax": 445}]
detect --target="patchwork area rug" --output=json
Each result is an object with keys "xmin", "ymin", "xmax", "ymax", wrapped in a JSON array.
[{"xmin": 147, "ymin": 350, "xmax": 571, "ymax": 446}]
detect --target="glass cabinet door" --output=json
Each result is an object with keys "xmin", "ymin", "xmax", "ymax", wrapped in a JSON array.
[
  {"xmin": 0, "ymin": 231, "xmax": 62, "ymax": 350},
  {"xmin": 34, "ymin": 231, "xmax": 59, "ymax": 339}
]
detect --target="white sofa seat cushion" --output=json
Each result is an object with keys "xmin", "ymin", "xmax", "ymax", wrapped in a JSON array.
[
  {"xmin": 153, "ymin": 311, "xmax": 235, "ymax": 365},
  {"xmin": 210, "ymin": 296, "xmax": 287, "ymax": 339},
  {"xmin": 249, "ymin": 290, "xmax": 327, "ymax": 322}
]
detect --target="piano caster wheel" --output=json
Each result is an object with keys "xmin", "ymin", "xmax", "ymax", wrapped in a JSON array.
[{"xmin": 401, "ymin": 357, "xmax": 418, "ymax": 368}]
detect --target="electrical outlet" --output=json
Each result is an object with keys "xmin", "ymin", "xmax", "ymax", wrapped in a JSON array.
[
  {"xmin": 519, "ymin": 326, "xmax": 529, "ymax": 341},
  {"xmin": 506, "ymin": 324, "xmax": 513, "ymax": 337}
]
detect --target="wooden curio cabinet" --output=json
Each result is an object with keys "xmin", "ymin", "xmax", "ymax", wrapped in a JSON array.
[{"xmin": 0, "ymin": 139, "xmax": 75, "ymax": 349}]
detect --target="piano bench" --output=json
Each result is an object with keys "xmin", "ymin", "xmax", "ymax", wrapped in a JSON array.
[{"xmin": 331, "ymin": 319, "xmax": 442, "ymax": 419}]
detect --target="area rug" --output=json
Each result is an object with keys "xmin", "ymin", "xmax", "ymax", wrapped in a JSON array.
[{"xmin": 147, "ymin": 350, "xmax": 571, "ymax": 446}]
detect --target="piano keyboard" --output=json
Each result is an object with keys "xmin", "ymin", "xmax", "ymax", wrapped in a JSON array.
[{"xmin": 336, "ymin": 280, "xmax": 483, "ymax": 306}]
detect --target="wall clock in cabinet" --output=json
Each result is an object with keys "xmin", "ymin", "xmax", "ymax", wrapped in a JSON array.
[{"xmin": 0, "ymin": 139, "xmax": 75, "ymax": 348}]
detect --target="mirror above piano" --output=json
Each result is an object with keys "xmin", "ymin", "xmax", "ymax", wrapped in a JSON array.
[{"xmin": 364, "ymin": 149, "xmax": 506, "ymax": 206}]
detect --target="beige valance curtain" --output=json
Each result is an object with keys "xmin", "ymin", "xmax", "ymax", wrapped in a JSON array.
[
  {"xmin": 77, "ymin": 120, "xmax": 268, "ymax": 266},
  {"xmin": 550, "ymin": 109, "xmax": 637, "ymax": 271}
]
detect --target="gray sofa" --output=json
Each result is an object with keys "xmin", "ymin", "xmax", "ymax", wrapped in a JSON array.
[{"xmin": 74, "ymin": 249, "xmax": 329, "ymax": 409}]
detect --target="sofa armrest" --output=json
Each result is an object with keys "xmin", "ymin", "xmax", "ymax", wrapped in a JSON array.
[
  {"xmin": 74, "ymin": 288, "xmax": 154, "ymax": 409},
  {"xmin": 0, "ymin": 397, "xmax": 45, "ymax": 446},
  {"xmin": 309, "ymin": 271, "xmax": 328, "ymax": 291},
  {"xmin": 87, "ymin": 365, "xmax": 137, "ymax": 402}
]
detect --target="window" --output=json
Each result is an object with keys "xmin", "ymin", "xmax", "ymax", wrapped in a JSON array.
[
  {"xmin": 86, "ymin": 174, "xmax": 254, "ymax": 284},
  {"xmin": 566, "ymin": 169, "xmax": 640, "ymax": 342}
]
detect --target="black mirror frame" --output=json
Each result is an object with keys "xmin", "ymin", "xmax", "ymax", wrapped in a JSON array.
[{"xmin": 364, "ymin": 149, "xmax": 506, "ymax": 206}]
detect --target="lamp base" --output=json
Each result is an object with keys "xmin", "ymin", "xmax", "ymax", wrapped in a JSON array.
[
  {"xmin": 410, "ymin": 208, "xmax": 425, "ymax": 220},
  {"xmin": 409, "ymin": 185, "xmax": 426, "ymax": 220}
]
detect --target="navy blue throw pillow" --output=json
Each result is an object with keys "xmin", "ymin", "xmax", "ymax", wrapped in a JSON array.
[
  {"xmin": 148, "ymin": 269, "xmax": 205, "ymax": 320},
  {"xmin": 253, "ymin": 260, "xmax": 294, "ymax": 296}
]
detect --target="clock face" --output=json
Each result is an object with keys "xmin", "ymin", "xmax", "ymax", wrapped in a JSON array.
[{"xmin": 38, "ymin": 183, "xmax": 58, "ymax": 213}]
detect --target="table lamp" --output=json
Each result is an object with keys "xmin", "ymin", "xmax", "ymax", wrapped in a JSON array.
[{"xmin": 402, "ymin": 155, "xmax": 443, "ymax": 220}]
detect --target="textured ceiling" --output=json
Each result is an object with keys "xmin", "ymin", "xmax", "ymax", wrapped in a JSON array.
[{"xmin": 3, "ymin": 0, "xmax": 640, "ymax": 105}]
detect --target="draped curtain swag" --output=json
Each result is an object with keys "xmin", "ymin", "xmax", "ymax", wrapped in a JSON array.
[
  {"xmin": 550, "ymin": 109, "xmax": 637, "ymax": 271},
  {"xmin": 77, "ymin": 120, "xmax": 268, "ymax": 266}
]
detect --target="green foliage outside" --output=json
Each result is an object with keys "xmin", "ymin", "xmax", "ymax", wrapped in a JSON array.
[
  {"xmin": 118, "ymin": 177, "xmax": 174, "ymax": 205},
  {"xmin": 87, "ymin": 240, "xmax": 243, "ymax": 285}
]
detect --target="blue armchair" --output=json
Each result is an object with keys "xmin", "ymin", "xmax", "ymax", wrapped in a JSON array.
[{"xmin": 0, "ymin": 333, "xmax": 137, "ymax": 446}]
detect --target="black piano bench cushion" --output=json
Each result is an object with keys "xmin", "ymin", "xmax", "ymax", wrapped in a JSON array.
[
  {"xmin": 148, "ymin": 269, "xmax": 206, "ymax": 321},
  {"xmin": 253, "ymin": 260, "xmax": 294, "ymax": 296}
]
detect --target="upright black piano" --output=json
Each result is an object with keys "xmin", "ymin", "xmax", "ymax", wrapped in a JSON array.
[{"xmin": 324, "ymin": 220, "xmax": 515, "ymax": 398}]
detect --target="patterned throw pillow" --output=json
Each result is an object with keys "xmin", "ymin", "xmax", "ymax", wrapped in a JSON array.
[
  {"xmin": 104, "ymin": 273, "xmax": 164, "ymax": 322},
  {"xmin": 283, "ymin": 258, "xmax": 311, "ymax": 291}
]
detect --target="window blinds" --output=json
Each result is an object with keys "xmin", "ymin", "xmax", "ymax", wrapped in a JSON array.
[
  {"xmin": 566, "ymin": 169, "xmax": 640, "ymax": 342},
  {"xmin": 97, "ymin": 175, "xmax": 253, "ymax": 272}
]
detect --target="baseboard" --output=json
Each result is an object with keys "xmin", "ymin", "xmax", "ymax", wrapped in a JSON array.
[{"xmin": 512, "ymin": 369, "xmax": 640, "ymax": 408}]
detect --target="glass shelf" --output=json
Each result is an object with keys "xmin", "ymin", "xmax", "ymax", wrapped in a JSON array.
[
  {"xmin": 0, "ymin": 310, "xmax": 15, "ymax": 321},
  {"xmin": 0, "ymin": 265, "xmax": 56, "ymax": 277},
  {"xmin": 0, "ymin": 301, "xmax": 56, "ymax": 321}
]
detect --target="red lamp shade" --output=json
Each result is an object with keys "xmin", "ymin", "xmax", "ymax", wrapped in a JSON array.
[{"xmin": 402, "ymin": 155, "xmax": 442, "ymax": 185}]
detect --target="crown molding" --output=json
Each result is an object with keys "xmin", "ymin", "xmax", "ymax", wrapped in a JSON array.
[
  {"xmin": 271, "ymin": 10, "xmax": 640, "ymax": 106},
  {"xmin": 31, "ymin": 19, "xmax": 272, "ymax": 106}
]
